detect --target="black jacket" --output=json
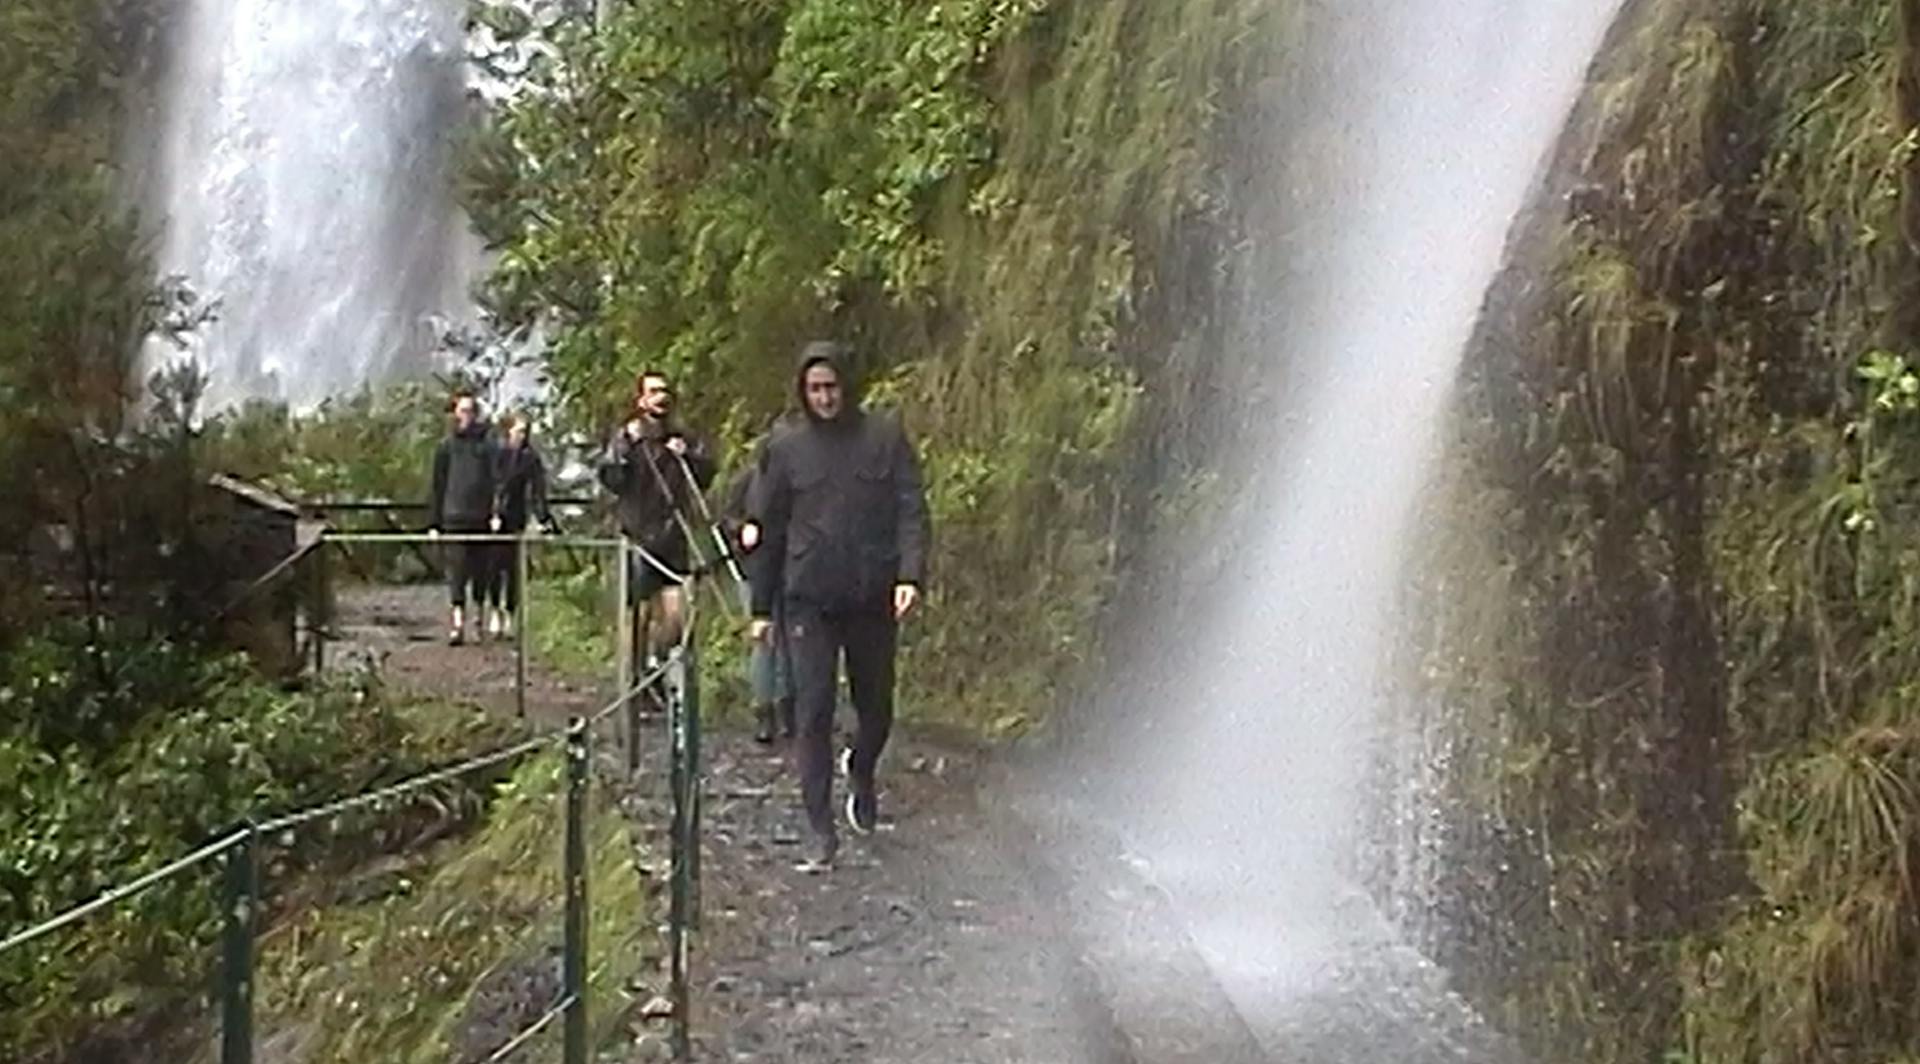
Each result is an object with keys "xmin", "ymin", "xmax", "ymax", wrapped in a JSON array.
[
  {"xmin": 749, "ymin": 350, "xmax": 929, "ymax": 616},
  {"xmin": 721, "ymin": 461, "xmax": 757, "ymax": 554},
  {"xmin": 429, "ymin": 423, "xmax": 498, "ymax": 530},
  {"xmin": 596, "ymin": 416, "xmax": 716, "ymax": 555},
  {"xmin": 494, "ymin": 442, "xmax": 552, "ymax": 534}
]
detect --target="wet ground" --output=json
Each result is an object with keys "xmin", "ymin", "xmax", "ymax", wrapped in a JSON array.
[{"xmin": 334, "ymin": 582, "xmax": 1515, "ymax": 1063}]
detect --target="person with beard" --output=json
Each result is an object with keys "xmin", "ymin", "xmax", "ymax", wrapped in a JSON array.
[
  {"xmin": 598, "ymin": 370, "xmax": 717, "ymax": 664},
  {"xmin": 748, "ymin": 342, "xmax": 929, "ymax": 872}
]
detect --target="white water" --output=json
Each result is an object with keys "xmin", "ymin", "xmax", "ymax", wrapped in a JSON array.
[
  {"xmin": 1105, "ymin": 2, "xmax": 1621, "ymax": 1057},
  {"xmin": 145, "ymin": 0, "xmax": 476, "ymax": 410}
]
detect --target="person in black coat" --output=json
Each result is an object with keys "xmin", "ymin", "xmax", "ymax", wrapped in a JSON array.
[
  {"xmin": 484, "ymin": 412, "xmax": 556, "ymax": 640},
  {"xmin": 748, "ymin": 342, "xmax": 929, "ymax": 871},
  {"xmin": 427, "ymin": 391, "xmax": 499, "ymax": 645},
  {"xmin": 723, "ymin": 435, "xmax": 795, "ymax": 745}
]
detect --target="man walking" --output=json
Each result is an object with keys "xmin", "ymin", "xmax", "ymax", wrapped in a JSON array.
[
  {"xmin": 427, "ymin": 391, "xmax": 499, "ymax": 645},
  {"xmin": 598, "ymin": 370, "xmax": 716, "ymax": 659},
  {"xmin": 749, "ymin": 341, "xmax": 929, "ymax": 871}
]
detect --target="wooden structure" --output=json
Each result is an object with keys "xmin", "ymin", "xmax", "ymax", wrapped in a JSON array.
[{"xmin": 198, "ymin": 474, "xmax": 329, "ymax": 676}]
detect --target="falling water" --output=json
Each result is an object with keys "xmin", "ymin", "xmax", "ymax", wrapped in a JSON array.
[
  {"xmin": 145, "ymin": 0, "xmax": 477, "ymax": 410},
  {"xmin": 1089, "ymin": 1, "xmax": 1622, "ymax": 1058}
]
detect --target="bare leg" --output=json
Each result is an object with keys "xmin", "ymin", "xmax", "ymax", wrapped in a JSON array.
[{"xmin": 651, "ymin": 585, "xmax": 687, "ymax": 653}]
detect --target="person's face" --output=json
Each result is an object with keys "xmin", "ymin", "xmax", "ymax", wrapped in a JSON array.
[
  {"xmin": 453, "ymin": 396, "xmax": 477, "ymax": 430},
  {"xmin": 803, "ymin": 364, "xmax": 843, "ymax": 421},
  {"xmin": 638, "ymin": 376, "xmax": 673, "ymax": 418},
  {"xmin": 508, "ymin": 421, "xmax": 528, "ymax": 447}
]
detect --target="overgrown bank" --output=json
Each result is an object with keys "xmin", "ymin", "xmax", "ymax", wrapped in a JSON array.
[{"xmin": 1417, "ymin": 1, "xmax": 1920, "ymax": 1061}]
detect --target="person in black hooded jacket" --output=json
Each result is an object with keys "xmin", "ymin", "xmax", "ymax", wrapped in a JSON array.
[
  {"xmin": 428, "ymin": 391, "xmax": 499, "ymax": 645},
  {"xmin": 748, "ymin": 341, "xmax": 929, "ymax": 871}
]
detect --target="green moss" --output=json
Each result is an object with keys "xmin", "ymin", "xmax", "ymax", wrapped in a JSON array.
[{"xmin": 1420, "ymin": 0, "xmax": 1920, "ymax": 1060}]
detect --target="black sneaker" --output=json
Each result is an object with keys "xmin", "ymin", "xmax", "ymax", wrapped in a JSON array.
[
  {"xmin": 752, "ymin": 703, "xmax": 776, "ymax": 745},
  {"xmin": 795, "ymin": 830, "xmax": 838, "ymax": 874},
  {"xmin": 845, "ymin": 779, "xmax": 877, "ymax": 836}
]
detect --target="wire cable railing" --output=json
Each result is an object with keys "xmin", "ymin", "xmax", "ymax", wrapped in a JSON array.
[{"xmin": 2, "ymin": 530, "xmax": 710, "ymax": 1064}]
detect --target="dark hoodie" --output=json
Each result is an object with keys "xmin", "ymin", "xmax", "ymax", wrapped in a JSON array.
[
  {"xmin": 748, "ymin": 344, "xmax": 929, "ymax": 615},
  {"xmin": 494, "ymin": 435, "xmax": 552, "ymax": 534},
  {"xmin": 429, "ymin": 420, "xmax": 498, "ymax": 530}
]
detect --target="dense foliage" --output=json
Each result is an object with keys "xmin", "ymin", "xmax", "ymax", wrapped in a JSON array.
[
  {"xmin": 0, "ymin": 621, "xmax": 516, "ymax": 1059},
  {"xmin": 465, "ymin": 0, "xmax": 1265, "ymax": 727},
  {"xmin": 1416, "ymin": 1, "xmax": 1920, "ymax": 1061}
]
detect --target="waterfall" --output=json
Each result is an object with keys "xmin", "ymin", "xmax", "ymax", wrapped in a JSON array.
[
  {"xmin": 1090, "ymin": 1, "xmax": 1623, "ymax": 1057},
  {"xmin": 145, "ymin": 0, "xmax": 477, "ymax": 410}
]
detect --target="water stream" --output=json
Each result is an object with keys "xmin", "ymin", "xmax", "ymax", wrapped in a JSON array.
[
  {"xmin": 144, "ymin": 0, "xmax": 476, "ymax": 410},
  {"xmin": 1090, "ymin": 2, "xmax": 1622, "ymax": 1058}
]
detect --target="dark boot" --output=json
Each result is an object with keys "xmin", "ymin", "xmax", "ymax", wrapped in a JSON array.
[{"xmin": 752, "ymin": 702, "xmax": 776, "ymax": 745}]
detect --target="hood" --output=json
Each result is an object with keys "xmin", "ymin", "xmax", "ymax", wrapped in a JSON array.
[{"xmin": 794, "ymin": 340, "xmax": 858, "ymax": 423}]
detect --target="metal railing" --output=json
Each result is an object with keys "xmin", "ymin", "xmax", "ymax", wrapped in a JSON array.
[{"xmin": 1, "ymin": 531, "xmax": 710, "ymax": 1063}]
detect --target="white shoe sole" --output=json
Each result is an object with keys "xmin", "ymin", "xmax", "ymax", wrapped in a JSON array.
[{"xmin": 845, "ymin": 792, "xmax": 875, "ymax": 837}]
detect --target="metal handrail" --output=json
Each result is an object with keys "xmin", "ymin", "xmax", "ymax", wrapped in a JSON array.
[{"xmin": 5, "ymin": 529, "xmax": 710, "ymax": 1063}]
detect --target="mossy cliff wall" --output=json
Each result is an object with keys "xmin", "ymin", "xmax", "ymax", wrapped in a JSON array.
[{"xmin": 1417, "ymin": 1, "xmax": 1920, "ymax": 1060}]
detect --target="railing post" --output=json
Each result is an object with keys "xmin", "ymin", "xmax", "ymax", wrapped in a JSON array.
[
  {"xmin": 616, "ymin": 538, "xmax": 637, "ymax": 778},
  {"xmin": 685, "ymin": 636, "xmax": 702, "ymax": 932},
  {"xmin": 307, "ymin": 543, "xmax": 329, "ymax": 675},
  {"xmin": 514, "ymin": 534, "xmax": 530, "ymax": 721},
  {"xmin": 221, "ymin": 824, "xmax": 258, "ymax": 1064},
  {"xmin": 563, "ymin": 718, "xmax": 589, "ymax": 1064},
  {"xmin": 667, "ymin": 649, "xmax": 691, "ymax": 1062}
]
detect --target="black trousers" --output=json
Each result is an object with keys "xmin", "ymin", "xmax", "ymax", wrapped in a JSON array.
[
  {"xmin": 480, "ymin": 540, "xmax": 521, "ymax": 611},
  {"xmin": 787, "ymin": 605, "xmax": 897, "ymax": 837},
  {"xmin": 444, "ymin": 526, "xmax": 490, "ymax": 608}
]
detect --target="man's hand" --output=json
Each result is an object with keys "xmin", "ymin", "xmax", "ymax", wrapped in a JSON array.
[
  {"xmin": 624, "ymin": 418, "xmax": 644, "ymax": 441},
  {"xmin": 665, "ymin": 435, "xmax": 687, "ymax": 457},
  {"xmin": 740, "ymin": 521, "xmax": 761, "ymax": 552},
  {"xmin": 489, "ymin": 515, "xmax": 502, "ymax": 533},
  {"xmin": 427, "ymin": 527, "xmax": 441, "ymax": 539},
  {"xmin": 749, "ymin": 618, "xmax": 774, "ymax": 643},
  {"xmin": 893, "ymin": 583, "xmax": 920, "ymax": 620}
]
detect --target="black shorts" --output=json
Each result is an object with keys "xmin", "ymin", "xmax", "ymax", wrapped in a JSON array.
[{"xmin": 631, "ymin": 548, "xmax": 688, "ymax": 601}]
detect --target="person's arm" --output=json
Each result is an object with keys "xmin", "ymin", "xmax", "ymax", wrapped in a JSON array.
[
  {"xmin": 531, "ymin": 451, "xmax": 553, "ymax": 529},
  {"xmin": 682, "ymin": 430, "xmax": 718, "ymax": 490},
  {"xmin": 427, "ymin": 440, "xmax": 449, "ymax": 530},
  {"xmin": 748, "ymin": 446, "xmax": 791, "ymax": 618},
  {"xmin": 723, "ymin": 467, "xmax": 750, "ymax": 522},
  {"xmin": 491, "ymin": 447, "xmax": 512, "ymax": 523},
  {"xmin": 893, "ymin": 423, "xmax": 929, "ymax": 588},
  {"xmin": 596, "ymin": 431, "xmax": 634, "ymax": 495}
]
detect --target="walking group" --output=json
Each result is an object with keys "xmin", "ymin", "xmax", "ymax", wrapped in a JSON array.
[{"xmin": 424, "ymin": 342, "xmax": 930, "ymax": 872}]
